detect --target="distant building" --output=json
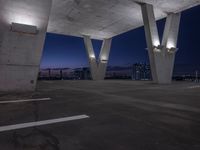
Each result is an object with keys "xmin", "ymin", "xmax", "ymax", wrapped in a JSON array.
[
  {"xmin": 106, "ymin": 66, "xmax": 131, "ymax": 79},
  {"xmin": 39, "ymin": 68, "xmax": 74, "ymax": 80},
  {"xmin": 73, "ymin": 67, "xmax": 91, "ymax": 80},
  {"xmin": 39, "ymin": 65, "xmax": 152, "ymax": 81},
  {"xmin": 132, "ymin": 63, "xmax": 151, "ymax": 80},
  {"xmin": 82, "ymin": 67, "xmax": 91, "ymax": 80}
]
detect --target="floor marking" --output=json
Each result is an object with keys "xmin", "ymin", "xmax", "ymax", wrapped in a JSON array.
[
  {"xmin": 0, "ymin": 98, "xmax": 51, "ymax": 104},
  {"xmin": 0, "ymin": 115, "xmax": 89, "ymax": 132},
  {"xmin": 130, "ymin": 99, "xmax": 200, "ymax": 113},
  {"xmin": 108, "ymin": 94, "xmax": 200, "ymax": 113},
  {"xmin": 188, "ymin": 85, "xmax": 200, "ymax": 89}
]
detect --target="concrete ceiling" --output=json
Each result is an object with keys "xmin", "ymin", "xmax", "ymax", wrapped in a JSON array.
[
  {"xmin": 48, "ymin": 0, "xmax": 200, "ymax": 39},
  {"xmin": 0, "ymin": 0, "xmax": 51, "ymax": 30}
]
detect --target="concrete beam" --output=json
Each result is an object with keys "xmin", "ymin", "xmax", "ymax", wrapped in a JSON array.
[
  {"xmin": 141, "ymin": 3, "xmax": 181, "ymax": 84},
  {"xmin": 0, "ymin": 0, "xmax": 52, "ymax": 91},
  {"xmin": 47, "ymin": 0, "xmax": 198, "ymax": 39},
  {"xmin": 83, "ymin": 35, "xmax": 112, "ymax": 80}
]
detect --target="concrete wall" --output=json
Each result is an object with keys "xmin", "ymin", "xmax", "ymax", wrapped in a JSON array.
[{"xmin": 0, "ymin": 0, "xmax": 52, "ymax": 91}]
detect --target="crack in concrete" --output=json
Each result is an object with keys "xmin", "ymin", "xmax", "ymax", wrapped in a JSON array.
[
  {"xmin": 12, "ymin": 100, "xmax": 60, "ymax": 150},
  {"xmin": 13, "ymin": 128, "xmax": 60, "ymax": 150}
]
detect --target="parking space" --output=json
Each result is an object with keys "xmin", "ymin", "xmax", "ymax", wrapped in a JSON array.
[{"xmin": 0, "ymin": 80, "xmax": 200, "ymax": 150}]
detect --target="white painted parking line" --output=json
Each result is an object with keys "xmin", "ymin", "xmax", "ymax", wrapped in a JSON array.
[
  {"xmin": 0, "ymin": 115, "xmax": 89, "ymax": 132},
  {"xmin": 0, "ymin": 98, "xmax": 51, "ymax": 104}
]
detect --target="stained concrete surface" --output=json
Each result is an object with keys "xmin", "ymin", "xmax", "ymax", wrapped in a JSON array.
[
  {"xmin": 48, "ymin": 0, "xmax": 200, "ymax": 39},
  {"xmin": 0, "ymin": 0, "xmax": 52, "ymax": 91},
  {"xmin": 0, "ymin": 80, "xmax": 200, "ymax": 150}
]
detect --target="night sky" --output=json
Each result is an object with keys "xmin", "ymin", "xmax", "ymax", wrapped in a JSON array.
[{"xmin": 40, "ymin": 5, "xmax": 200, "ymax": 69}]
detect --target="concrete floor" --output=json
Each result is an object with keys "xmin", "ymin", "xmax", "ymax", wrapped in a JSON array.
[{"xmin": 0, "ymin": 80, "xmax": 200, "ymax": 150}]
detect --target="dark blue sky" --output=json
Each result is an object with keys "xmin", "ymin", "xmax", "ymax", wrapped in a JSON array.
[{"xmin": 40, "ymin": 5, "xmax": 200, "ymax": 69}]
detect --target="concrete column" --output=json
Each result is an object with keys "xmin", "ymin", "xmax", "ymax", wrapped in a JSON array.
[
  {"xmin": 0, "ymin": 0, "xmax": 52, "ymax": 91},
  {"xmin": 141, "ymin": 4, "xmax": 160, "ymax": 83},
  {"xmin": 83, "ymin": 35, "xmax": 112, "ymax": 80},
  {"xmin": 83, "ymin": 35, "xmax": 99, "ymax": 80},
  {"xmin": 141, "ymin": 3, "xmax": 181, "ymax": 84}
]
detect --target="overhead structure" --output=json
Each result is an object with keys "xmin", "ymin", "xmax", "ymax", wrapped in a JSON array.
[
  {"xmin": 141, "ymin": 4, "xmax": 181, "ymax": 84},
  {"xmin": 48, "ymin": 0, "xmax": 199, "ymax": 39},
  {"xmin": 83, "ymin": 35, "xmax": 112, "ymax": 80},
  {"xmin": 0, "ymin": 0, "xmax": 199, "ymax": 91}
]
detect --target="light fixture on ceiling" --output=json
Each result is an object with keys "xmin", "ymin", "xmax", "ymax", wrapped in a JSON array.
[
  {"xmin": 167, "ymin": 47, "xmax": 178, "ymax": 53},
  {"xmin": 166, "ymin": 42, "xmax": 178, "ymax": 53},
  {"xmin": 11, "ymin": 22, "xmax": 38, "ymax": 34},
  {"xmin": 100, "ymin": 55, "xmax": 108, "ymax": 63},
  {"xmin": 100, "ymin": 59, "xmax": 108, "ymax": 63},
  {"xmin": 90, "ymin": 54, "xmax": 96, "ymax": 59},
  {"xmin": 153, "ymin": 39, "xmax": 160, "ymax": 47},
  {"xmin": 153, "ymin": 45, "xmax": 163, "ymax": 53}
]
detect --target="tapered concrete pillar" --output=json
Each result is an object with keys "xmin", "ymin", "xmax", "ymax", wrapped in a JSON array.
[
  {"xmin": 83, "ymin": 35, "xmax": 112, "ymax": 80},
  {"xmin": 0, "ymin": 0, "xmax": 52, "ymax": 91},
  {"xmin": 141, "ymin": 3, "xmax": 181, "ymax": 84}
]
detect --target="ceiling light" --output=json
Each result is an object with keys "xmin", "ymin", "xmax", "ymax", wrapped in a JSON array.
[{"xmin": 11, "ymin": 22, "xmax": 38, "ymax": 34}]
